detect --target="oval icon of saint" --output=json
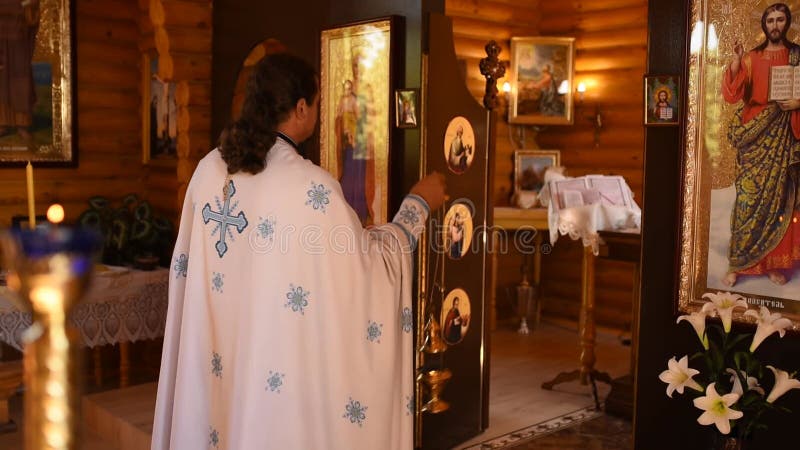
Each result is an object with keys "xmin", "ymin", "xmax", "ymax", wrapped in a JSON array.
[
  {"xmin": 443, "ymin": 203, "xmax": 473, "ymax": 260},
  {"xmin": 443, "ymin": 116, "xmax": 476, "ymax": 174},
  {"xmin": 441, "ymin": 288, "xmax": 471, "ymax": 345}
]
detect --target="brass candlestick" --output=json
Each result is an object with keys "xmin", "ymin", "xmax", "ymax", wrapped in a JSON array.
[
  {"xmin": 419, "ymin": 369, "xmax": 452, "ymax": 414},
  {"xmin": 419, "ymin": 314, "xmax": 447, "ymax": 354},
  {"xmin": 1, "ymin": 228, "xmax": 98, "ymax": 450},
  {"xmin": 516, "ymin": 264, "xmax": 534, "ymax": 334}
]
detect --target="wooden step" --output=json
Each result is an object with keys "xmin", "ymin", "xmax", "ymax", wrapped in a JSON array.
[{"xmin": 82, "ymin": 383, "xmax": 156, "ymax": 450}]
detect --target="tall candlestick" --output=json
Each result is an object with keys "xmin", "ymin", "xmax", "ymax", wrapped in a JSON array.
[{"xmin": 26, "ymin": 161, "xmax": 36, "ymax": 229}]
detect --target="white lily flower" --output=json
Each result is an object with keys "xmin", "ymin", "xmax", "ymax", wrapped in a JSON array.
[
  {"xmin": 693, "ymin": 382, "xmax": 743, "ymax": 435},
  {"xmin": 725, "ymin": 368, "xmax": 765, "ymax": 397},
  {"xmin": 659, "ymin": 355, "xmax": 703, "ymax": 398},
  {"xmin": 744, "ymin": 306, "xmax": 793, "ymax": 352},
  {"xmin": 766, "ymin": 366, "xmax": 800, "ymax": 403},
  {"xmin": 677, "ymin": 310, "xmax": 709, "ymax": 349},
  {"xmin": 702, "ymin": 291, "xmax": 748, "ymax": 333}
]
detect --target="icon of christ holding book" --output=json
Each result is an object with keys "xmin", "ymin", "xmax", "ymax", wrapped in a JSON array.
[{"xmin": 721, "ymin": 2, "xmax": 800, "ymax": 287}]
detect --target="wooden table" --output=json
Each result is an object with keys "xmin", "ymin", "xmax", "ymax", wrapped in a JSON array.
[
  {"xmin": 540, "ymin": 231, "xmax": 641, "ymax": 409},
  {"xmin": 0, "ymin": 267, "xmax": 168, "ymax": 432},
  {"xmin": 493, "ymin": 207, "xmax": 641, "ymax": 409},
  {"xmin": 493, "ymin": 207, "xmax": 548, "ymax": 331}
]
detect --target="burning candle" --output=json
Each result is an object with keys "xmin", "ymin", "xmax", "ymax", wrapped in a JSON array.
[
  {"xmin": 26, "ymin": 161, "xmax": 36, "ymax": 229},
  {"xmin": 47, "ymin": 204, "xmax": 64, "ymax": 225}
]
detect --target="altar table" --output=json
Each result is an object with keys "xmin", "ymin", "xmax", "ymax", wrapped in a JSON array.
[{"xmin": 0, "ymin": 266, "xmax": 169, "ymax": 431}]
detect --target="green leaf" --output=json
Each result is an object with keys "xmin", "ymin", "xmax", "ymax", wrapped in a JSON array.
[
  {"xmin": 88, "ymin": 196, "xmax": 109, "ymax": 210},
  {"xmin": 708, "ymin": 339, "xmax": 724, "ymax": 375},
  {"xmin": 734, "ymin": 352, "xmax": 744, "ymax": 371},
  {"xmin": 78, "ymin": 210, "xmax": 102, "ymax": 229},
  {"xmin": 131, "ymin": 220, "xmax": 152, "ymax": 241},
  {"xmin": 726, "ymin": 333, "xmax": 751, "ymax": 351},
  {"xmin": 135, "ymin": 201, "xmax": 152, "ymax": 221},
  {"xmin": 122, "ymin": 193, "xmax": 138, "ymax": 208},
  {"xmin": 153, "ymin": 216, "xmax": 173, "ymax": 232},
  {"xmin": 740, "ymin": 392, "xmax": 759, "ymax": 406},
  {"xmin": 707, "ymin": 323, "xmax": 724, "ymax": 341}
]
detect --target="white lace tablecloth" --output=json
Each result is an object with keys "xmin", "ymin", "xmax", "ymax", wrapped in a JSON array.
[
  {"xmin": 540, "ymin": 174, "xmax": 641, "ymax": 254},
  {"xmin": 0, "ymin": 267, "xmax": 169, "ymax": 351}
]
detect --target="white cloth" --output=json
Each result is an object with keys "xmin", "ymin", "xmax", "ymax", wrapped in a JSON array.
[
  {"xmin": 0, "ymin": 267, "xmax": 168, "ymax": 350},
  {"xmin": 151, "ymin": 140, "xmax": 427, "ymax": 450},
  {"xmin": 540, "ymin": 174, "xmax": 641, "ymax": 254}
]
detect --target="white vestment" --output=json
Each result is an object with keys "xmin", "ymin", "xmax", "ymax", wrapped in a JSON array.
[{"xmin": 151, "ymin": 139, "xmax": 427, "ymax": 449}]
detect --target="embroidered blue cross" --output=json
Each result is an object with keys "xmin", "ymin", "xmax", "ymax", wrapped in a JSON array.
[
  {"xmin": 209, "ymin": 427, "xmax": 219, "ymax": 448},
  {"xmin": 367, "ymin": 321, "xmax": 383, "ymax": 343},
  {"xmin": 203, "ymin": 180, "xmax": 248, "ymax": 258},
  {"xmin": 266, "ymin": 370, "xmax": 285, "ymax": 393},
  {"xmin": 343, "ymin": 397, "xmax": 368, "ymax": 427}
]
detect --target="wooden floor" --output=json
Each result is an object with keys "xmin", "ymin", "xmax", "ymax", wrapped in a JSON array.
[
  {"xmin": 457, "ymin": 319, "xmax": 632, "ymax": 449},
  {"xmin": 0, "ymin": 319, "xmax": 632, "ymax": 449}
]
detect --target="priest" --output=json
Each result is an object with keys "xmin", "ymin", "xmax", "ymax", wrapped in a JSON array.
[{"xmin": 151, "ymin": 53, "xmax": 445, "ymax": 449}]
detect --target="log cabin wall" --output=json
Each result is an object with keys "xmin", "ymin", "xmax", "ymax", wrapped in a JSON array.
[
  {"xmin": 0, "ymin": 0, "xmax": 212, "ymax": 228},
  {"xmin": 446, "ymin": 0, "xmax": 647, "ymax": 329},
  {"xmin": 0, "ymin": 0, "xmax": 148, "ymax": 226},
  {"xmin": 147, "ymin": 0, "xmax": 213, "ymax": 217}
]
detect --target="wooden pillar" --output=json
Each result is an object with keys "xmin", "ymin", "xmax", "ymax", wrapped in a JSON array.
[
  {"xmin": 120, "ymin": 342, "xmax": 130, "ymax": 388},
  {"xmin": 579, "ymin": 245, "xmax": 596, "ymax": 384}
]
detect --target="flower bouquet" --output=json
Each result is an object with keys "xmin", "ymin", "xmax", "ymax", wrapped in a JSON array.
[{"xmin": 660, "ymin": 292, "xmax": 800, "ymax": 445}]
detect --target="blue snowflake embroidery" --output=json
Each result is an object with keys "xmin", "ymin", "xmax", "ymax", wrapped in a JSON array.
[
  {"xmin": 285, "ymin": 284, "xmax": 310, "ymax": 314},
  {"xmin": 211, "ymin": 272, "xmax": 225, "ymax": 293},
  {"xmin": 306, "ymin": 182, "xmax": 331, "ymax": 213},
  {"xmin": 367, "ymin": 321, "xmax": 383, "ymax": 343},
  {"xmin": 343, "ymin": 397, "xmax": 367, "ymax": 427},
  {"xmin": 202, "ymin": 180, "xmax": 248, "ymax": 258},
  {"xmin": 398, "ymin": 203, "xmax": 420, "ymax": 225},
  {"xmin": 406, "ymin": 394, "xmax": 414, "ymax": 415},
  {"xmin": 211, "ymin": 352, "xmax": 222, "ymax": 378},
  {"xmin": 401, "ymin": 307, "xmax": 413, "ymax": 333},
  {"xmin": 257, "ymin": 216, "xmax": 276, "ymax": 240},
  {"xmin": 209, "ymin": 427, "xmax": 219, "ymax": 448},
  {"xmin": 266, "ymin": 370, "xmax": 285, "ymax": 393},
  {"xmin": 173, "ymin": 254, "xmax": 188, "ymax": 278}
]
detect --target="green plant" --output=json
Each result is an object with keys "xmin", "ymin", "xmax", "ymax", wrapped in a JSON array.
[
  {"xmin": 660, "ymin": 291, "xmax": 800, "ymax": 440},
  {"xmin": 77, "ymin": 194, "xmax": 174, "ymax": 267}
]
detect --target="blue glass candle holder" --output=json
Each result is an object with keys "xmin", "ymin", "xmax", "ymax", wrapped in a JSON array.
[{"xmin": 1, "ymin": 227, "xmax": 100, "ymax": 450}]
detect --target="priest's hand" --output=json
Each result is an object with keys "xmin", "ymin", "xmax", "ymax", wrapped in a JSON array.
[{"xmin": 411, "ymin": 172, "xmax": 447, "ymax": 211}]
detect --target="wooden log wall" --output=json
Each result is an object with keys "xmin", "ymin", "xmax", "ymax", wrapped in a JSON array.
[
  {"xmin": 0, "ymin": 0, "xmax": 211, "ymax": 229},
  {"xmin": 147, "ymin": 0, "xmax": 213, "ymax": 214},
  {"xmin": 0, "ymin": 0, "xmax": 147, "ymax": 226},
  {"xmin": 446, "ymin": 0, "xmax": 647, "ymax": 330}
]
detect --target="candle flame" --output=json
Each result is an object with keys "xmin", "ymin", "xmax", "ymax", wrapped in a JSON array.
[{"xmin": 47, "ymin": 204, "xmax": 65, "ymax": 224}]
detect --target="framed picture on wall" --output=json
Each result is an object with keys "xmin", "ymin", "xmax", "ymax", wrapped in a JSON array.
[
  {"xmin": 142, "ymin": 52, "xmax": 178, "ymax": 164},
  {"xmin": 508, "ymin": 37, "xmax": 575, "ymax": 125},
  {"xmin": 395, "ymin": 88, "xmax": 418, "ymax": 128},
  {"xmin": 0, "ymin": 0, "xmax": 75, "ymax": 167},
  {"xmin": 514, "ymin": 149, "xmax": 560, "ymax": 195},
  {"xmin": 320, "ymin": 17, "xmax": 399, "ymax": 227},
  {"xmin": 644, "ymin": 75, "xmax": 680, "ymax": 126},
  {"xmin": 679, "ymin": 0, "xmax": 800, "ymax": 327}
]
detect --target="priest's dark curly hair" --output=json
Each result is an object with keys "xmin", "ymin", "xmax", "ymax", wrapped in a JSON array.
[{"xmin": 219, "ymin": 53, "xmax": 318, "ymax": 174}]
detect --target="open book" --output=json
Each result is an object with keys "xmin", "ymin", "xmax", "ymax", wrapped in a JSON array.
[
  {"xmin": 547, "ymin": 175, "xmax": 634, "ymax": 212},
  {"xmin": 768, "ymin": 65, "xmax": 800, "ymax": 101}
]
